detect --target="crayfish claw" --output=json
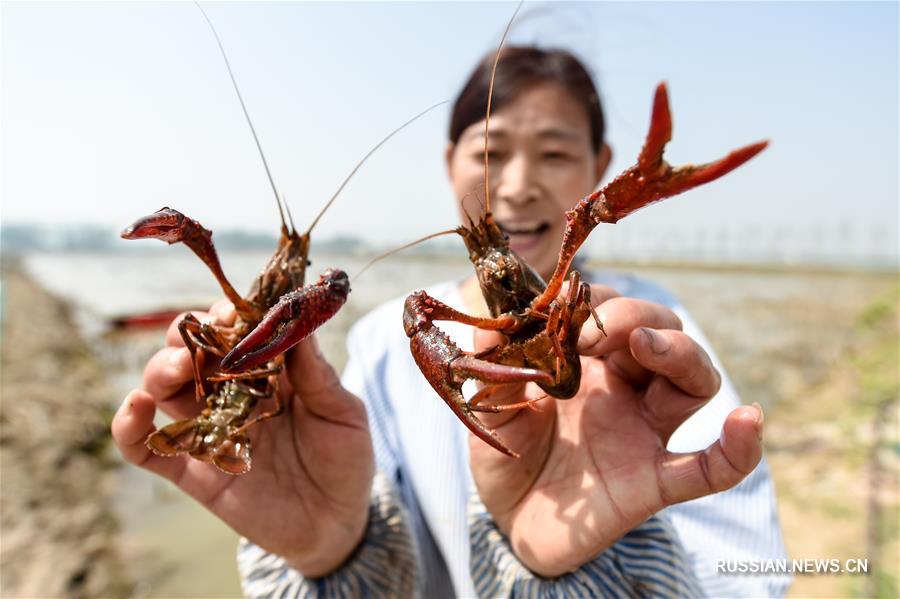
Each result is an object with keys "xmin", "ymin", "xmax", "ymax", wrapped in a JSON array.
[
  {"xmin": 452, "ymin": 355, "xmax": 554, "ymax": 387},
  {"xmin": 637, "ymin": 82, "xmax": 673, "ymax": 176},
  {"xmin": 672, "ymin": 140, "xmax": 770, "ymax": 194}
]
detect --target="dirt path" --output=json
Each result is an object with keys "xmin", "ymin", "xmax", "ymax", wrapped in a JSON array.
[{"xmin": 0, "ymin": 261, "xmax": 131, "ymax": 598}]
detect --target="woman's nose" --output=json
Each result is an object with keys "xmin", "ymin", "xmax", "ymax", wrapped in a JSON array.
[{"xmin": 495, "ymin": 154, "xmax": 537, "ymax": 207}]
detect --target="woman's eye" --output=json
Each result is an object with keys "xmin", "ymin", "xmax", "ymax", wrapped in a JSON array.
[{"xmin": 475, "ymin": 150, "xmax": 503, "ymax": 161}]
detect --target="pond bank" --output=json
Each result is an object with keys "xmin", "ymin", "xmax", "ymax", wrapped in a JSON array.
[{"xmin": 0, "ymin": 261, "xmax": 130, "ymax": 598}]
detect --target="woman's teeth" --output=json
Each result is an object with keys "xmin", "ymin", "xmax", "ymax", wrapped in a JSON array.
[
  {"xmin": 498, "ymin": 222, "xmax": 550, "ymax": 252},
  {"xmin": 499, "ymin": 222, "xmax": 550, "ymax": 236}
]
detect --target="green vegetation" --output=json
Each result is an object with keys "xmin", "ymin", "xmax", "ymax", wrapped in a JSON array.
[{"xmin": 768, "ymin": 280, "xmax": 898, "ymax": 598}]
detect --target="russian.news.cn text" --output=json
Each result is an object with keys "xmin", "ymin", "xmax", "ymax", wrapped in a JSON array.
[{"xmin": 716, "ymin": 559, "xmax": 869, "ymax": 575}]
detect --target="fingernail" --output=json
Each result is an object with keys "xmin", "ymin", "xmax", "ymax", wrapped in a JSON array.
[
  {"xmin": 640, "ymin": 327, "xmax": 670, "ymax": 354},
  {"xmin": 752, "ymin": 402, "xmax": 764, "ymax": 439},
  {"xmin": 168, "ymin": 347, "xmax": 188, "ymax": 367},
  {"xmin": 120, "ymin": 395, "xmax": 133, "ymax": 416}
]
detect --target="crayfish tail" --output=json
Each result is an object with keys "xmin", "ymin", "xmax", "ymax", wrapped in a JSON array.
[
  {"xmin": 212, "ymin": 435, "xmax": 252, "ymax": 475},
  {"xmin": 146, "ymin": 419, "xmax": 201, "ymax": 457}
]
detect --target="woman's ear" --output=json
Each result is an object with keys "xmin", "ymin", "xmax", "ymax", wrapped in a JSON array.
[{"xmin": 594, "ymin": 143, "xmax": 612, "ymax": 185}]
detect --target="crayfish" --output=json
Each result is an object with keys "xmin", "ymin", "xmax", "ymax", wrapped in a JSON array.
[
  {"xmin": 404, "ymin": 26, "xmax": 767, "ymax": 458},
  {"xmin": 122, "ymin": 204, "xmax": 349, "ymax": 474},
  {"xmin": 121, "ymin": 4, "xmax": 438, "ymax": 473}
]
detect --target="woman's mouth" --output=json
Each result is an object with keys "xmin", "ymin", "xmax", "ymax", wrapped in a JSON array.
[{"xmin": 497, "ymin": 221, "xmax": 550, "ymax": 253}]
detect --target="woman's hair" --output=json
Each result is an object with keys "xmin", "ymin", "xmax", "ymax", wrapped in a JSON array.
[{"xmin": 449, "ymin": 46, "xmax": 605, "ymax": 152}]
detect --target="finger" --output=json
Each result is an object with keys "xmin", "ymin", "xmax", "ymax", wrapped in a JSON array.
[
  {"xmin": 586, "ymin": 283, "xmax": 619, "ymax": 306},
  {"xmin": 209, "ymin": 299, "xmax": 236, "ymax": 326},
  {"xmin": 473, "ymin": 326, "xmax": 505, "ymax": 354},
  {"xmin": 113, "ymin": 390, "xmax": 235, "ymax": 505},
  {"xmin": 142, "ymin": 347, "xmax": 205, "ymax": 420},
  {"xmin": 112, "ymin": 389, "xmax": 190, "ymax": 481},
  {"xmin": 558, "ymin": 281, "xmax": 619, "ymax": 306},
  {"xmin": 630, "ymin": 328, "xmax": 721, "ymax": 398},
  {"xmin": 578, "ymin": 297, "xmax": 682, "ymax": 357},
  {"xmin": 639, "ymin": 377, "xmax": 712, "ymax": 445},
  {"xmin": 285, "ymin": 335, "xmax": 363, "ymax": 420},
  {"xmin": 656, "ymin": 404, "xmax": 764, "ymax": 506},
  {"xmin": 615, "ymin": 328, "xmax": 721, "ymax": 436}
]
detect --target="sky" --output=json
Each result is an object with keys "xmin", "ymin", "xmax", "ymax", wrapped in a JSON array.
[{"xmin": 2, "ymin": 1, "xmax": 898, "ymax": 262}]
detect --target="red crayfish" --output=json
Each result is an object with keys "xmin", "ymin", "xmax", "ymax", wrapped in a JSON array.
[
  {"xmin": 122, "ymin": 206, "xmax": 349, "ymax": 474},
  {"xmin": 121, "ymin": 4, "xmax": 439, "ymax": 473},
  {"xmin": 404, "ymin": 36, "xmax": 767, "ymax": 458}
]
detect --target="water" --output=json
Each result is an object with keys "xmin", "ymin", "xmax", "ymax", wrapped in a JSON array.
[{"xmin": 18, "ymin": 250, "xmax": 893, "ymax": 597}]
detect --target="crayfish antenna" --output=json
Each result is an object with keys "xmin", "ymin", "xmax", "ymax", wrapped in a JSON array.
[
  {"xmin": 482, "ymin": 0, "xmax": 524, "ymax": 216},
  {"xmin": 353, "ymin": 229, "xmax": 458, "ymax": 280},
  {"xmin": 282, "ymin": 193, "xmax": 298, "ymax": 235},
  {"xmin": 304, "ymin": 100, "xmax": 449, "ymax": 237},
  {"xmin": 195, "ymin": 1, "xmax": 286, "ymax": 230}
]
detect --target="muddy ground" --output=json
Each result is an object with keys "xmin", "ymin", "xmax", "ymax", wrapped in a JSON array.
[
  {"xmin": 0, "ymin": 262, "xmax": 130, "ymax": 598},
  {"xmin": 1, "ymin": 258, "xmax": 897, "ymax": 598}
]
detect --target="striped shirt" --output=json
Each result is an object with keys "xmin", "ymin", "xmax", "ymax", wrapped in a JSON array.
[
  {"xmin": 238, "ymin": 472, "xmax": 703, "ymax": 597},
  {"xmin": 239, "ymin": 272, "xmax": 790, "ymax": 597}
]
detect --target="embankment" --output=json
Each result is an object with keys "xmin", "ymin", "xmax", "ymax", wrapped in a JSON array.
[{"xmin": 0, "ymin": 261, "xmax": 130, "ymax": 597}]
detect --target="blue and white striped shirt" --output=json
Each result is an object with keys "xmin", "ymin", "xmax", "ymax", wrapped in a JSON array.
[{"xmin": 239, "ymin": 272, "xmax": 790, "ymax": 597}]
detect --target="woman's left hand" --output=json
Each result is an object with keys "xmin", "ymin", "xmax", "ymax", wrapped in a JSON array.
[{"xmin": 468, "ymin": 288, "xmax": 764, "ymax": 578}]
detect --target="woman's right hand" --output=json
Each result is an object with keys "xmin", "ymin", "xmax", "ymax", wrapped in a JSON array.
[{"xmin": 111, "ymin": 301, "xmax": 374, "ymax": 577}]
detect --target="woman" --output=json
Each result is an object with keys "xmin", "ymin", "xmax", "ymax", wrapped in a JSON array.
[{"xmin": 113, "ymin": 47, "xmax": 787, "ymax": 597}]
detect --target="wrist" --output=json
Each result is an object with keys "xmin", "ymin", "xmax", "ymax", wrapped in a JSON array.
[
  {"xmin": 284, "ymin": 511, "xmax": 369, "ymax": 577},
  {"xmin": 237, "ymin": 472, "xmax": 418, "ymax": 596}
]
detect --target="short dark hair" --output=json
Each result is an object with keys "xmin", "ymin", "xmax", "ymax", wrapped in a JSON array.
[{"xmin": 449, "ymin": 46, "xmax": 605, "ymax": 152}]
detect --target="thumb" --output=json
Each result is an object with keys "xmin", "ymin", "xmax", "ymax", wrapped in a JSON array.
[
  {"xmin": 473, "ymin": 327, "xmax": 506, "ymax": 355},
  {"xmin": 656, "ymin": 404, "xmax": 764, "ymax": 506},
  {"xmin": 285, "ymin": 335, "xmax": 358, "ymax": 419}
]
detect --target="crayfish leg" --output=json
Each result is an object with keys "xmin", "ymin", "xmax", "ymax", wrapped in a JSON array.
[
  {"xmin": 453, "ymin": 355, "xmax": 554, "ymax": 387},
  {"xmin": 207, "ymin": 364, "xmax": 282, "ymax": 382},
  {"xmin": 178, "ymin": 314, "xmax": 236, "ymax": 402},
  {"xmin": 469, "ymin": 385, "xmax": 545, "ymax": 414},
  {"xmin": 233, "ymin": 387, "xmax": 284, "ymax": 439}
]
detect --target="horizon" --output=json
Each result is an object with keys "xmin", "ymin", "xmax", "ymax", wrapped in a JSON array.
[{"xmin": 2, "ymin": 2, "xmax": 898, "ymax": 265}]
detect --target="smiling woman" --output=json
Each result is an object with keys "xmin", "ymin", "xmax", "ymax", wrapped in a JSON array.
[
  {"xmin": 230, "ymin": 45, "xmax": 788, "ymax": 597},
  {"xmin": 447, "ymin": 47, "xmax": 610, "ymax": 280}
]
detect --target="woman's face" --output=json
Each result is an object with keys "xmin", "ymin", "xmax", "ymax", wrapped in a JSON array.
[{"xmin": 446, "ymin": 82, "xmax": 611, "ymax": 280}]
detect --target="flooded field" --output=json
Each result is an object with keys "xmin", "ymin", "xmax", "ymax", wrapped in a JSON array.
[{"xmin": 12, "ymin": 250, "xmax": 899, "ymax": 597}]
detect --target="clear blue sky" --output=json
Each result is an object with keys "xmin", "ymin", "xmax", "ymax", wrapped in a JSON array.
[{"xmin": 2, "ymin": 1, "xmax": 897, "ymax": 260}]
